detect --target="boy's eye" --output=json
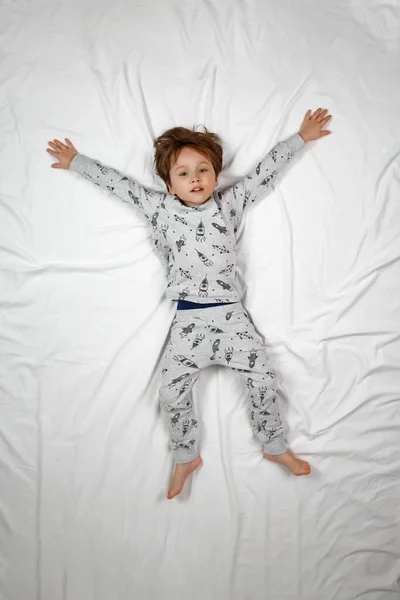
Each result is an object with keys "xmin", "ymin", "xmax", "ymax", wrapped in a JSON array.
[
  {"xmin": 179, "ymin": 172, "xmax": 188, "ymax": 177},
  {"xmin": 200, "ymin": 168, "xmax": 207, "ymax": 172}
]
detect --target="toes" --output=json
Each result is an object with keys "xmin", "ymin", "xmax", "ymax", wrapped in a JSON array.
[
  {"xmin": 167, "ymin": 486, "xmax": 182, "ymax": 500},
  {"xmin": 293, "ymin": 461, "xmax": 311, "ymax": 476}
]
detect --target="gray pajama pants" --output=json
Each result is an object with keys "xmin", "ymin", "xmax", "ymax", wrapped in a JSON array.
[{"xmin": 159, "ymin": 302, "xmax": 287, "ymax": 463}]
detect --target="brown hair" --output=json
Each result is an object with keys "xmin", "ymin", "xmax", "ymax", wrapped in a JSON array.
[{"xmin": 153, "ymin": 126, "xmax": 223, "ymax": 188}]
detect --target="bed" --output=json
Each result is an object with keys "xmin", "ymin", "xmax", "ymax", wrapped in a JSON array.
[{"xmin": 1, "ymin": 1, "xmax": 400, "ymax": 598}]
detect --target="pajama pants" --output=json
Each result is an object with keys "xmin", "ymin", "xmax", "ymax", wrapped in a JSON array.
[{"xmin": 159, "ymin": 302, "xmax": 287, "ymax": 463}]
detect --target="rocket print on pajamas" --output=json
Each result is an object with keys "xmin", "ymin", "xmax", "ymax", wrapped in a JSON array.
[
  {"xmin": 225, "ymin": 346, "xmax": 233, "ymax": 363},
  {"xmin": 237, "ymin": 331, "xmax": 253, "ymax": 340},
  {"xmin": 159, "ymin": 303, "xmax": 288, "ymax": 462},
  {"xmin": 175, "ymin": 214, "xmax": 188, "ymax": 225},
  {"xmin": 168, "ymin": 373, "xmax": 191, "ymax": 388},
  {"xmin": 212, "ymin": 222, "xmax": 228, "ymax": 235},
  {"xmin": 191, "ymin": 333, "xmax": 205, "ymax": 350},
  {"xmin": 176, "ymin": 235, "xmax": 186, "ymax": 252},
  {"xmin": 179, "ymin": 268, "xmax": 192, "ymax": 279},
  {"xmin": 180, "ymin": 323, "xmax": 195, "ymax": 337},
  {"xmin": 175, "ymin": 440, "xmax": 196, "ymax": 449},
  {"xmin": 173, "ymin": 355, "xmax": 198, "ymax": 368},
  {"xmin": 260, "ymin": 408, "xmax": 271, "ymax": 416},
  {"xmin": 217, "ymin": 280, "xmax": 232, "ymax": 291},
  {"xmin": 127, "ymin": 190, "xmax": 144, "ymax": 211},
  {"xmin": 95, "ymin": 163, "xmax": 109, "ymax": 175},
  {"xmin": 208, "ymin": 325, "xmax": 224, "ymax": 333},
  {"xmin": 212, "ymin": 244, "xmax": 229, "ymax": 254},
  {"xmin": 219, "ymin": 264, "xmax": 234, "ymax": 275},
  {"xmin": 210, "ymin": 338, "xmax": 220, "ymax": 360},
  {"xmin": 260, "ymin": 171, "xmax": 278, "ymax": 186},
  {"xmin": 196, "ymin": 249, "xmax": 214, "ymax": 267},
  {"xmin": 171, "ymin": 413, "xmax": 180, "ymax": 427},
  {"xmin": 243, "ymin": 189, "xmax": 251, "ymax": 210},
  {"xmin": 248, "ymin": 349, "xmax": 259, "ymax": 368},
  {"xmin": 196, "ymin": 220, "xmax": 206, "ymax": 242},
  {"xmin": 198, "ymin": 275, "xmax": 209, "ymax": 297},
  {"xmin": 259, "ymin": 386, "xmax": 267, "ymax": 402},
  {"xmin": 179, "ymin": 288, "xmax": 190, "ymax": 300},
  {"xmin": 178, "ymin": 378, "xmax": 192, "ymax": 397}
]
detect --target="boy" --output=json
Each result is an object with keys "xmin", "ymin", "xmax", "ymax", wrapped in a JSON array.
[{"xmin": 46, "ymin": 107, "xmax": 332, "ymax": 499}]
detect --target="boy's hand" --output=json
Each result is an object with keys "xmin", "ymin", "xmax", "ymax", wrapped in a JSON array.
[
  {"xmin": 46, "ymin": 138, "xmax": 78, "ymax": 169},
  {"xmin": 299, "ymin": 108, "xmax": 332, "ymax": 143}
]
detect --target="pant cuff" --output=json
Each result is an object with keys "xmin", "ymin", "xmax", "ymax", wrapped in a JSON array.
[
  {"xmin": 174, "ymin": 447, "xmax": 199, "ymax": 464},
  {"xmin": 263, "ymin": 436, "xmax": 287, "ymax": 455}
]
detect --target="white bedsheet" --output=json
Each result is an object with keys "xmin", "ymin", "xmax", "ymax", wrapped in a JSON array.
[{"xmin": 1, "ymin": 1, "xmax": 400, "ymax": 598}]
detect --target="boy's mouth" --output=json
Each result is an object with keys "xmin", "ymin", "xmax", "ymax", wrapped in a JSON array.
[{"xmin": 191, "ymin": 187, "xmax": 203, "ymax": 193}]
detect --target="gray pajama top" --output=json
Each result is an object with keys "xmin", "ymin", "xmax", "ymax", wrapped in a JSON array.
[{"xmin": 69, "ymin": 132, "xmax": 305, "ymax": 304}]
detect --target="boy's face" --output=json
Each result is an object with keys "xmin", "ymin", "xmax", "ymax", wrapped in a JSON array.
[{"xmin": 168, "ymin": 146, "xmax": 218, "ymax": 207}]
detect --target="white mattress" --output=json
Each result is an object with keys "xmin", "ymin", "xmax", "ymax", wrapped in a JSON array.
[{"xmin": 1, "ymin": 1, "xmax": 400, "ymax": 599}]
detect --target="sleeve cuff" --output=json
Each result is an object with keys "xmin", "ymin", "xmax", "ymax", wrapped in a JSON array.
[
  {"xmin": 290, "ymin": 132, "xmax": 306, "ymax": 150},
  {"xmin": 69, "ymin": 153, "xmax": 92, "ymax": 174}
]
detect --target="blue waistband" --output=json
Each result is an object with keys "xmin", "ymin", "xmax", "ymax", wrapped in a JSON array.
[{"xmin": 176, "ymin": 300, "xmax": 236, "ymax": 311}]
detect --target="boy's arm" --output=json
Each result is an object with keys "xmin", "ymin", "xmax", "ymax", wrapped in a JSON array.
[
  {"xmin": 69, "ymin": 153, "xmax": 165, "ymax": 223},
  {"xmin": 219, "ymin": 133, "xmax": 306, "ymax": 228}
]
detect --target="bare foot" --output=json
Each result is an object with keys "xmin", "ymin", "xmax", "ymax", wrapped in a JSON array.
[
  {"xmin": 263, "ymin": 450, "xmax": 311, "ymax": 476},
  {"xmin": 167, "ymin": 456, "xmax": 203, "ymax": 499}
]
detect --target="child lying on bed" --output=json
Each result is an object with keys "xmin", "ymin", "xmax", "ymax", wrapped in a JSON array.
[{"xmin": 46, "ymin": 107, "xmax": 332, "ymax": 499}]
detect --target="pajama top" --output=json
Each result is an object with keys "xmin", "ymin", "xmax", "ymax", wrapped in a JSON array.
[{"xmin": 69, "ymin": 132, "xmax": 305, "ymax": 304}]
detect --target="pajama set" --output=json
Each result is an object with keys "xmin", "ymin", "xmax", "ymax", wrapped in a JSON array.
[{"xmin": 69, "ymin": 132, "xmax": 305, "ymax": 463}]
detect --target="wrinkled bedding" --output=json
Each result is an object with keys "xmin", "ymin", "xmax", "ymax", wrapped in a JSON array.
[{"xmin": 1, "ymin": 1, "xmax": 400, "ymax": 598}]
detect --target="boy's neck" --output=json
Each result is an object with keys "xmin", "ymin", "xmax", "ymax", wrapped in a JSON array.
[{"xmin": 177, "ymin": 196, "xmax": 212, "ymax": 208}]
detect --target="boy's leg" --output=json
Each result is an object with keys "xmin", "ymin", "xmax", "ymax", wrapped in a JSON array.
[
  {"xmin": 231, "ymin": 350, "xmax": 287, "ymax": 456},
  {"xmin": 159, "ymin": 315, "xmax": 209, "ymax": 464},
  {"xmin": 228, "ymin": 319, "xmax": 311, "ymax": 474},
  {"xmin": 159, "ymin": 359, "xmax": 200, "ymax": 464},
  {"xmin": 235, "ymin": 359, "xmax": 286, "ymax": 455},
  {"xmin": 211, "ymin": 305, "xmax": 287, "ymax": 454},
  {"xmin": 196, "ymin": 303, "xmax": 310, "ymax": 475}
]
